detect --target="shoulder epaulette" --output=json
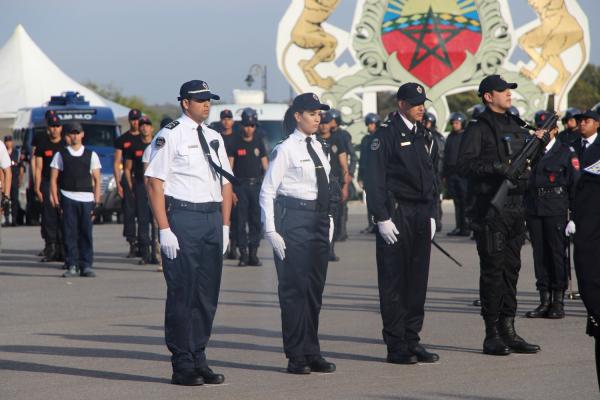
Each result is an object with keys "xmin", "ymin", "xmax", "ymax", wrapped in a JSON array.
[{"xmin": 164, "ymin": 120, "xmax": 179, "ymax": 130}]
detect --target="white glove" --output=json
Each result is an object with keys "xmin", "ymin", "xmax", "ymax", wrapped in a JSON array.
[
  {"xmin": 565, "ymin": 220, "xmax": 576, "ymax": 237},
  {"xmin": 329, "ymin": 216, "xmax": 334, "ymax": 243},
  {"xmin": 159, "ymin": 228, "xmax": 180, "ymax": 260},
  {"xmin": 377, "ymin": 219, "xmax": 399, "ymax": 245},
  {"xmin": 430, "ymin": 218, "xmax": 436, "ymax": 240},
  {"xmin": 266, "ymin": 231, "xmax": 286, "ymax": 260},
  {"xmin": 222, "ymin": 225, "xmax": 230, "ymax": 255}
]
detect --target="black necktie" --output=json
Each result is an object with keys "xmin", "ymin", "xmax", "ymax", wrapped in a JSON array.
[
  {"xmin": 197, "ymin": 126, "xmax": 238, "ymax": 185},
  {"xmin": 305, "ymin": 137, "xmax": 329, "ymax": 211},
  {"xmin": 580, "ymin": 139, "xmax": 589, "ymax": 159}
]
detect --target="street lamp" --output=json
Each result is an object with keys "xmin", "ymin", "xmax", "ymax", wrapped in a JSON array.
[{"xmin": 245, "ymin": 64, "xmax": 267, "ymax": 102}]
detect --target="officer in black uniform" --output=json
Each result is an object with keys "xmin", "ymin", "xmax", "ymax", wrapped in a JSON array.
[
  {"xmin": 424, "ymin": 112, "xmax": 445, "ymax": 232},
  {"xmin": 358, "ymin": 113, "xmax": 380, "ymax": 233},
  {"xmin": 113, "ymin": 109, "xmax": 142, "ymax": 258},
  {"xmin": 228, "ymin": 109, "xmax": 268, "ymax": 266},
  {"xmin": 329, "ymin": 109, "xmax": 354, "ymax": 241},
  {"xmin": 124, "ymin": 116, "xmax": 154, "ymax": 264},
  {"xmin": 570, "ymin": 109, "xmax": 600, "ymax": 390},
  {"xmin": 524, "ymin": 111, "xmax": 579, "ymax": 319},
  {"xmin": 3, "ymin": 136, "xmax": 22, "ymax": 226},
  {"xmin": 556, "ymin": 108, "xmax": 580, "ymax": 145},
  {"xmin": 34, "ymin": 114, "xmax": 65, "ymax": 262},
  {"xmin": 458, "ymin": 75, "xmax": 543, "ymax": 356},
  {"xmin": 317, "ymin": 111, "xmax": 348, "ymax": 261},
  {"xmin": 367, "ymin": 82, "xmax": 439, "ymax": 364},
  {"xmin": 444, "ymin": 112, "xmax": 470, "ymax": 236}
]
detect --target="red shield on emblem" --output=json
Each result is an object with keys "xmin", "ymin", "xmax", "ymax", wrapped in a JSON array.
[{"xmin": 381, "ymin": 1, "xmax": 482, "ymax": 87}]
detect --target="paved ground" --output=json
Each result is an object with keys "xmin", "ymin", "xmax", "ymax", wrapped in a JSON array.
[{"xmin": 0, "ymin": 201, "xmax": 596, "ymax": 400}]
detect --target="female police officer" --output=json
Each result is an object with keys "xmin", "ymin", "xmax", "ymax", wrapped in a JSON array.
[{"xmin": 260, "ymin": 93, "xmax": 336, "ymax": 374}]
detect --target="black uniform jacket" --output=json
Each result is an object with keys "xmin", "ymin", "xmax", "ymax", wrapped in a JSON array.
[{"xmin": 366, "ymin": 111, "xmax": 438, "ymax": 222}]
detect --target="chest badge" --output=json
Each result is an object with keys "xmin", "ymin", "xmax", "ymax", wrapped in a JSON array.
[
  {"xmin": 254, "ymin": 147, "xmax": 260, "ymax": 157},
  {"xmin": 237, "ymin": 149, "xmax": 247, "ymax": 156},
  {"xmin": 548, "ymin": 173, "xmax": 555, "ymax": 183},
  {"xmin": 123, "ymin": 142, "xmax": 132, "ymax": 149}
]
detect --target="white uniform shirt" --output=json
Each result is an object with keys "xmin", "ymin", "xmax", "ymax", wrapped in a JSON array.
[
  {"xmin": 144, "ymin": 113, "xmax": 232, "ymax": 203},
  {"xmin": 142, "ymin": 145, "xmax": 152, "ymax": 164},
  {"xmin": 50, "ymin": 146, "xmax": 102, "ymax": 202},
  {"xmin": 259, "ymin": 129, "xmax": 331, "ymax": 233},
  {"xmin": 0, "ymin": 141, "xmax": 10, "ymax": 169}
]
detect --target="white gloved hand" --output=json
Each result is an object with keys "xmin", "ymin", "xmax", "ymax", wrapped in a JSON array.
[
  {"xmin": 222, "ymin": 225, "xmax": 230, "ymax": 255},
  {"xmin": 266, "ymin": 231, "xmax": 286, "ymax": 260},
  {"xmin": 159, "ymin": 228, "xmax": 180, "ymax": 260},
  {"xmin": 329, "ymin": 216, "xmax": 334, "ymax": 243},
  {"xmin": 377, "ymin": 219, "xmax": 399, "ymax": 245},
  {"xmin": 430, "ymin": 218, "xmax": 436, "ymax": 240},
  {"xmin": 565, "ymin": 220, "xmax": 576, "ymax": 237}
]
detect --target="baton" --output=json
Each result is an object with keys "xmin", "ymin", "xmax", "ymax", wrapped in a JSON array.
[{"xmin": 432, "ymin": 239, "xmax": 463, "ymax": 267}]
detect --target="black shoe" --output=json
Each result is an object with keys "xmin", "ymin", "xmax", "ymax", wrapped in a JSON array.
[
  {"xmin": 238, "ymin": 247, "xmax": 248, "ymax": 266},
  {"xmin": 62, "ymin": 265, "xmax": 79, "ymax": 278},
  {"xmin": 483, "ymin": 318, "xmax": 511, "ymax": 356},
  {"xmin": 80, "ymin": 268, "xmax": 96, "ymax": 278},
  {"xmin": 308, "ymin": 356, "xmax": 336, "ymax": 373},
  {"xmin": 473, "ymin": 299, "xmax": 482, "ymax": 307},
  {"xmin": 525, "ymin": 291, "xmax": 551, "ymax": 318},
  {"xmin": 447, "ymin": 228, "xmax": 461, "ymax": 236},
  {"xmin": 41, "ymin": 243, "xmax": 56, "ymax": 262},
  {"xmin": 409, "ymin": 344, "xmax": 439, "ymax": 363},
  {"xmin": 338, "ymin": 234, "xmax": 348, "ymax": 242},
  {"xmin": 287, "ymin": 357, "xmax": 311, "ymax": 374},
  {"xmin": 248, "ymin": 246, "xmax": 262, "ymax": 266},
  {"xmin": 546, "ymin": 290, "xmax": 565, "ymax": 319},
  {"xmin": 498, "ymin": 317, "xmax": 540, "ymax": 354},
  {"xmin": 387, "ymin": 350, "xmax": 418, "ymax": 364},
  {"xmin": 195, "ymin": 366, "xmax": 225, "ymax": 384},
  {"xmin": 457, "ymin": 230, "xmax": 471, "ymax": 237},
  {"xmin": 226, "ymin": 244, "xmax": 238, "ymax": 260},
  {"xmin": 126, "ymin": 242, "xmax": 137, "ymax": 258},
  {"xmin": 171, "ymin": 369, "xmax": 204, "ymax": 386},
  {"xmin": 329, "ymin": 253, "xmax": 340, "ymax": 262}
]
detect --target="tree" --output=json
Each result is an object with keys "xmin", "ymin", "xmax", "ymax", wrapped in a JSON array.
[{"xmin": 568, "ymin": 64, "xmax": 600, "ymax": 110}]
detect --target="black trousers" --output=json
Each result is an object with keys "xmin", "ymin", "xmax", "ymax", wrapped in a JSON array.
[
  {"xmin": 234, "ymin": 181, "xmax": 262, "ymax": 248},
  {"xmin": 3, "ymin": 182, "xmax": 19, "ymax": 225},
  {"xmin": 133, "ymin": 180, "xmax": 151, "ymax": 246},
  {"xmin": 162, "ymin": 198, "xmax": 223, "ymax": 372},
  {"xmin": 121, "ymin": 175, "xmax": 136, "ymax": 242},
  {"xmin": 526, "ymin": 214, "xmax": 568, "ymax": 291},
  {"xmin": 274, "ymin": 198, "xmax": 329, "ymax": 358},
  {"xmin": 61, "ymin": 196, "xmax": 94, "ymax": 270},
  {"xmin": 376, "ymin": 201, "xmax": 432, "ymax": 353},
  {"xmin": 40, "ymin": 180, "xmax": 62, "ymax": 244},
  {"xmin": 474, "ymin": 203, "xmax": 526, "ymax": 319},
  {"xmin": 447, "ymin": 174, "xmax": 468, "ymax": 231}
]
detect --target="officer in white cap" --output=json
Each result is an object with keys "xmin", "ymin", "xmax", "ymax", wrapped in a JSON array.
[{"xmin": 145, "ymin": 80, "xmax": 234, "ymax": 386}]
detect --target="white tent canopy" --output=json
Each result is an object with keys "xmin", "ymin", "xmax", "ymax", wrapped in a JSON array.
[{"xmin": 0, "ymin": 24, "xmax": 129, "ymax": 119}]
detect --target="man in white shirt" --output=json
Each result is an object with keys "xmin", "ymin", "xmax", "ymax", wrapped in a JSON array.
[
  {"xmin": 49, "ymin": 122, "xmax": 101, "ymax": 278},
  {"xmin": 0, "ymin": 139, "xmax": 12, "ymax": 252}
]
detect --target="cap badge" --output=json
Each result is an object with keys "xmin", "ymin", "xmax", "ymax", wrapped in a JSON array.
[
  {"xmin": 202, "ymin": 82, "xmax": 208, "ymax": 89},
  {"xmin": 313, "ymin": 94, "xmax": 319, "ymax": 101},
  {"xmin": 416, "ymin": 86, "xmax": 423, "ymax": 94}
]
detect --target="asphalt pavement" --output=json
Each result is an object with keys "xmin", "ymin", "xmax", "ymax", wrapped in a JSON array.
[{"xmin": 0, "ymin": 201, "xmax": 596, "ymax": 400}]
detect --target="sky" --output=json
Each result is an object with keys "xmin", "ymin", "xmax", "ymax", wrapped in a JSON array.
[{"xmin": 1, "ymin": 0, "xmax": 599, "ymax": 105}]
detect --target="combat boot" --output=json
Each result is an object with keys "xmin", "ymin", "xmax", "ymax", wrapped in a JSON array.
[
  {"xmin": 41, "ymin": 243, "xmax": 56, "ymax": 262},
  {"xmin": 238, "ymin": 247, "xmax": 249, "ymax": 267},
  {"xmin": 498, "ymin": 317, "xmax": 540, "ymax": 353},
  {"xmin": 483, "ymin": 318, "xmax": 511, "ymax": 356},
  {"xmin": 329, "ymin": 242, "xmax": 339, "ymax": 262},
  {"xmin": 226, "ymin": 239, "xmax": 238, "ymax": 260},
  {"xmin": 248, "ymin": 246, "xmax": 262, "ymax": 266},
  {"xmin": 138, "ymin": 245, "xmax": 152, "ymax": 265},
  {"xmin": 546, "ymin": 290, "xmax": 565, "ymax": 319},
  {"xmin": 126, "ymin": 240, "xmax": 137, "ymax": 258},
  {"xmin": 525, "ymin": 290, "xmax": 550, "ymax": 318}
]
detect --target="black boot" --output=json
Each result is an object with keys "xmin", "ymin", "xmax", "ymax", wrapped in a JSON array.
[
  {"xmin": 138, "ymin": 245, "xmax": 151, "ymax": 265},
  {"xmin": 329, "ymin": 241, "xmax": 339, "ymax": 262},
  {"xmin": 447, "ymin": 228, "xmax": 461, "ymax": 236},
  {"xmin": 546, "ymin": 290, "xmax": 565, "ymax": 319},
  {"xmin": 126, "ymin": 241, "xmax": 137, "ymax": 258},
  {"xmin": 525, "ymin": 290, "xmax": 551, "ymax": 318},
  {"xmin": 238, "ymin": 247, "xmax": 248, "ymax": 266},
  {"xmin": 498, "ymin": 317, "xmax": 540, "ymax": 353},
  {"xmin": 483, "ymin": 318, "xmax": 511, "ymax": 356},
  {"xmin": 226, "ymin": 239, "xmax": 238, "ymax": 260},
  {"xmin": 248, "ymin": 246, "xmax": 262, "ymax": 266},
  {"xmin": 41, "ymin": 243, "xmax": 56, "ymax": 262}
]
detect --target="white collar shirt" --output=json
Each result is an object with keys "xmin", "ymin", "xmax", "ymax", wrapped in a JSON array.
[
  {"xmin": 545, "ymin": 137, "xmax": 556, "ymax": 153},
  {"xmin": 259, "ymin": 129, "xmax": 331, "ymax": 233},
  {"xmin": 399, "ymin": 112, "xmax": 415, "ymax": 132},
  {"xmin": 582, "ymin": 133, "xmax": 597, "ymax": 149},
  {"xmin": 144, "ymin": 113, "xmax": 233, "ymax": 203},
  {"xmin": 0, "ymin": 141, "xmax": 10, "ymax": 169}
]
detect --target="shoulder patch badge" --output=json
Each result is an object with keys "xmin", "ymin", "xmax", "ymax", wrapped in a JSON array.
[
  {"xmin": 571, "ymin": 157, "xmax": 580, "ymax": 171},
  {"xmin": 155, "ymin": 137, "xmax": 166, "ymax": 149},
  {"xmin": 371, "ymin": 138, "xmax": 381, "ymax": 151},
  {"xmin": 331, "ymin": 144, "xmax": 338, "ymax": 154},
  {"xmin": 164, "ymin": 120, "xmax": 180, "ymax": 130}
]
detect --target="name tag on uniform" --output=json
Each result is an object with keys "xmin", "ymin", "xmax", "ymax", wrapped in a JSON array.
[
  {"xmin": 300, "ymin": 159, "xmax": 311, "ymax": 163},
  {"xmin": 400, "ymin": 141, "xmax": 412, "ymax": 147},
  {"xmin": 188, "ymin": 145, "xmax": 199, "ymax": 149}
]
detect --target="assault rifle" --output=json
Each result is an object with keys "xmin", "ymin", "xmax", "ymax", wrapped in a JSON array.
[{"xmin": 489, "ymin": 112, "xmax": 558, "ymax": 215}]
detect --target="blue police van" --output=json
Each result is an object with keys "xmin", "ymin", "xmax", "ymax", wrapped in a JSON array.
[{"xmin": 12, "ymin": 91, "xmax": 122, "ymax": 222}]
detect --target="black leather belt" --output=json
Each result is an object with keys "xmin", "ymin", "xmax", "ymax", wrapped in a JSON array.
[
  {"xmin": 276, "ymin": 195, "xmax": 326, "ymax": 212},
  {"xmin": 238, "ymin": 177, "xmax": 262, "ymax": 185},
  {"xmin": 536, "ymin": 187, "xmax": 565, "ymax": 196},
  {"xmin": 165, "ymin": 196, "xmax": 220, "ymax": 212}
]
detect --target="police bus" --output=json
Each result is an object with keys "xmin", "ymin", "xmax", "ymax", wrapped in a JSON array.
[{"xmin": 12, "ymin": 91, "xmax": 121, "ymax": 223}]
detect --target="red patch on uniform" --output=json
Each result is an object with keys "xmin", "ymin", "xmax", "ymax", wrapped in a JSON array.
[
  {"xmin": 135, "ymin": 150, "xmax": 143, "ymax": 157},
  {"xmin": 123, "ymin": 142, "xmax": 132, "ymax": 149},
  {"xmin": 237, "ymin": 149, "xmax": 247, "ymax": 156},
  {"xmin": 571, "ymin": 157, "xmax": 580, "ymax": 171},
  {"xmin": 44, "ymin": 150, "xmax": 53, "ymax": 157},
  {"xmin": 549, "ymin": 173, "xmax": 555, "ymax": 183}
]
